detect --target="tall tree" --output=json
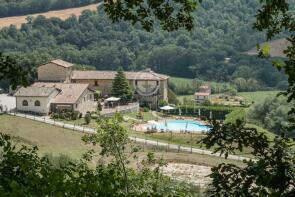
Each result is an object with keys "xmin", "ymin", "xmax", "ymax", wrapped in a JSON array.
[
  {"xmin": 111, "ymin": 67, "xmax": 133, "ymax": 102},
  {"xmin": 0, "ymin": 53, "xmax": 28, "ymax": 89}
]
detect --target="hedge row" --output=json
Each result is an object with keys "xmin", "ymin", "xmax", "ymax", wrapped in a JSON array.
[{"xmin": 167, "ymin": 105, "xmax": 235, "ymax": 120}]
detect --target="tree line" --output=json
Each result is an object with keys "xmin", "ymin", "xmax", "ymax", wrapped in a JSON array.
[
  {"xmin": 0, "ymin": 0, "xmax": 287, "ymax": 91},
  {"xmin": 0, "ymin": 0, "xmax": 98, "ymax": 18}
]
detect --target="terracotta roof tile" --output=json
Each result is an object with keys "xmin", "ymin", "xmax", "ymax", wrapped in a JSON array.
[
  {"xmin": 14, "ymin": 86, "xmax": 57, "ymax": 97},
  {"xmin": 32, "ymin": 82, "xmax": 90, "ymax": 104},
  {"xmin": 194, "ymin": 92, "xmax": 210, "ymax": 96},
  {"xmin": 71, "ymin": 70, "xmax": 169, "ymax": 81}
]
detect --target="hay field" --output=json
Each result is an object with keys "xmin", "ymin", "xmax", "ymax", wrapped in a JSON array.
[{"xmin": 0, "ymin": 3, "xmax": 100, "ymax": 28}]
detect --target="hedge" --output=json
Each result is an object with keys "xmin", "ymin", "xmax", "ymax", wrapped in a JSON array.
[{"xmin": 167, "ymin": 105, "xmax": 235, "ymax": 120}]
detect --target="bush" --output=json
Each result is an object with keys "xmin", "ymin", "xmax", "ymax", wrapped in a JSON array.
[
  {"xmin": 159, "ymin": 99, "xmax": 168, "ymax": 107},
  {"xmin": 50, "ymin": 113, "xmax": 59, "ymax": 119},
  {"xmin": 71, "ymin": 111, "xmax": 79, "ymax": 120},
  {"xmin": 90, "ymin": 112, "xmax": 99, "ymax": 119},
  {"xmin": 65, "ymin": 112, "xmax": 71, "ymax": 120},
  {"xmin": 143, "ymin": 107, "xmax": 149, "ymax": 112},
  {"xmin": 59, "ymin": 112, "xmax": 65, "ymax": 119},
  {"xmin": 79, "ymin": 113, "xmax": 83, "ymax": 119},
  {"xmin": 84, "ymin": 113, "xmax": 91, "ymax": 124}
]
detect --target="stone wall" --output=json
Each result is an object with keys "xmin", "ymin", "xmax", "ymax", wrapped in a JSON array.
[{"xmin": 38, "ymin": 63, "xmax": 72, "ymax": 82}]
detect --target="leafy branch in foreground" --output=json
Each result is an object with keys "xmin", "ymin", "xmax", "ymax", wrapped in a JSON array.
[
  {"xmin": 201, "ymin": 120, "xmax": 295, "ymax": 196},
  {"xmin": 0, "ymin": 120, "xmax": 196, "ymax": 196},
  {"xmin": 103, "ymin": 0, "xmax": 200, "ymax": 31},
  {"xmin": 254, "ymin": 0, "xmax": 295, "ymax": 121}
]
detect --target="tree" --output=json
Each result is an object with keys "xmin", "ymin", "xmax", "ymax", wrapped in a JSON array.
[
  {"xmin": 0, "ymin": 117, "xmax": 198, "ymax": 196},
  {"xmin": 104, "ymin": 0, "xmax": 199, "ymax": 31},
  {"xmin": 201, "ymin": 120, "xmax": 295, "ymax": 196},
  {"xmin": 200, "ymin": 1, "xmax": 295, "ymax": 196},
  {"xmin": 0, "ymin": 53, "xmax": 28, "ymax": 89},
  {"xmin": 111, "ymin": 67, "xmax": 133, "ymax": 103}
]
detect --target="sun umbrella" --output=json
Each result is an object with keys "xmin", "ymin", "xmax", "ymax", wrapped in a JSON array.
[{"xmin": 160, "ymin": 105, "xmax": 175, "ymax": 111}]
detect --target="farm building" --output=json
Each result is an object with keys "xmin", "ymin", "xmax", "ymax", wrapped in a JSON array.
[
  {"xmin": 14, "ymin": 82, "xmax": 96, "ymax": 115},
  {"xmin": 37, "ymin": 59, "xmax": 169, "ymax": 108}
]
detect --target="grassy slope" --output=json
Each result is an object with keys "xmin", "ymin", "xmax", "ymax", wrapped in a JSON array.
[
  {"xmin": 237, "ymin": 91, "xmax": 280, "ymax": 104},
  {"xmin": 0, "ymin": 114, "xmax": 243, "ymax": 166},
  {"xmin": 0, "ymin": 114, "xmax": 89, "ymax": 158}
]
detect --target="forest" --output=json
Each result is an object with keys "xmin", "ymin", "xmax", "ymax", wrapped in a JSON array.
[
  {"xmin": 0, "ymin": 0, "xmax": 287, "ymax": 90},
  {"xmin": 0, "ymin": 0, "xmax": 98, "ymax": 17}
]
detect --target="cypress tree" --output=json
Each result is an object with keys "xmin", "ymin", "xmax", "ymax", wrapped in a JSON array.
[{"xmin": 112, "ymin": 67, "xmax": 133, "ymax": 102}]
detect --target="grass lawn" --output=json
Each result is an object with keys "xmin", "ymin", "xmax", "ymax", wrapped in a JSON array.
[
  {"xmin": 246, "ymin": 123, "xmax": 276, "ymax": 141},
  {"xmin": 0, "ymin": 114, "xmax": 244, "ymax": 167},
  {"xmin": 237, "ymin": 91, "xmax": 280, "ymax": 104},
  {"xmin": 129, "ymin": 130, "xmax": 254, "ymax": 157},
  {"xmin": 125, "ymin": 111, "xmax": 156, "ymax": 121},
  {"xmin": 0, "ymin": 114, "xmax": 90, "ymax": 159}
]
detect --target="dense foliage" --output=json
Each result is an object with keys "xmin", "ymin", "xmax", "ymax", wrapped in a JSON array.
[
  {"xmin": 0, "ymin": 53, "xmax": 28, "ymax": 89},
  {"xmin": 0, "ymin": 116, "xmax": 196, "ymax": 196},
  {"xmin": 0, "ymin": 0, "xmax": 287, "ymax": 90},
  {"xmin": 201, "ymin": 120, "xmax": 295, "ymax": 196},
  {"xmin": 0, "ymin": 0, "xmax": 98, "ymax": 17},
  {"xmin": 248, "ymin": 96, "xmax": 294, "ymax": 137}
]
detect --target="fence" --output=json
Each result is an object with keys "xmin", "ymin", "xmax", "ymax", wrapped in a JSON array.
[
  {"xmin": 7, "ymin": 110, "xmax": 248, "ymax": 162},
  {"xmin": 101, "ymin": 102, "xmax": 139, "ymax": 117},
  {"xmin": 8, "ymin": 110, "xmax": 95, "ymax": 133}
]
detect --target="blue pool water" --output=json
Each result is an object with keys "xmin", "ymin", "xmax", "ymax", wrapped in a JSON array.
[{"xmin": 147, "ymin": 120, "xmax": 210, "ymax": 133}]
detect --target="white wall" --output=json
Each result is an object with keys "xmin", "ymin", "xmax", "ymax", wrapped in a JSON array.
[{"xmin": 74, "ymin": 89, "xmax": 96, "ymax": 115}]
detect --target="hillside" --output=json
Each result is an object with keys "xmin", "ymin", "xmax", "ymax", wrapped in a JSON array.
[
  {"xmin": 0, "ymin": 0, "xmax": 288, "ymax": 90},
  {"xmin": 244, "ymin": 38, "xmax": 290, "ymax": 58},
  {"xmin": 0, "ymin": 0, "xmax": 99, "ymax": 18},
  {"xmin": 0, "ymin": 3, "xmax": 100, "ymax": 28}
]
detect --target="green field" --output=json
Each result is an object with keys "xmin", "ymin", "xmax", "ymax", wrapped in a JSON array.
[
  {"xmin": 237, "ymin": 91, "xmax": 280, "ymax": 104},
  {"xmin": 170, "ymin": 77, "xmax": 228, "ymax": 87},
  {"xmin": 0, "ymin": 114, "xmax": 89, "ymax": 158},
  {"xmin": 0, "ymin": 114, "xmax": 243, "ymax": 167}
]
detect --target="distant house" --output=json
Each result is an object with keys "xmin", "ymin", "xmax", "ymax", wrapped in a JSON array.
[
  {"xmin": 194, "ymin": 85, "xmax": 211, "ymax": 103},
  {"xmin": 14, "ymin": 83, "xmax": 96, "ymax": 115}
]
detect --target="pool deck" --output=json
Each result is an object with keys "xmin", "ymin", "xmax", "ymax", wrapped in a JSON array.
[{"xmin": 133, "ymin": 118, "xmax": 210, "ymax": 133}]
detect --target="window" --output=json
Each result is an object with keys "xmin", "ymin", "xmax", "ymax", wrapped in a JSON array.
[
  {"xmin": 35, "ymin": 100, "xmax": 41, "ymax": 106},
  {"xmin": 22, "ymin": 100, "xmax": 28, "ymax": 106},
  {"xmin": 95, "ymin": 81, "xmax": 98, "ymax": 86}
]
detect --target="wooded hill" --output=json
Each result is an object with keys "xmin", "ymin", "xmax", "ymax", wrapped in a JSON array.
[{"xmin": 0, "ymin": 0, "xmax": 289, "ymax": 90}]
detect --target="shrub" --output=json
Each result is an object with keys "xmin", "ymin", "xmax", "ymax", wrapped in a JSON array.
[
  {"xmin": 143, "ymin": 107, "xmax": 149, "ymax": 112},
  {"xmin": 50, "ymin": 113, "xmax": 59, "ymax": 119},
  {"xmin": 65, "ymin": 112, "xmax": 71, "ymax": 120},
  {"xmin": 59, "ymin": 112, "xmax": 65, "ymax": 119},
  {"xmin": 71, "ymin": 111, "xmax": 79, "ymax": 120},
  {"xmin": 91, "ymin": 113, "xmax": 98, "ymax": 119},
  {"xmin": 158, "ymin": 99, "xmax": 168, "ymax": 107},
  {"xmin": 84, "ymin": 113, "xmax": 91, "ymax": 124},
  {"xmin": 79, "ymin": 113, "xmax": 83, "ymax": 119}
]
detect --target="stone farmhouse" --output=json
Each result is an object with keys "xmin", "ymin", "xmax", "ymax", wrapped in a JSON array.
[{"xmin": 14, "ymin": 59, "xmax": 169, "ymax": 114}]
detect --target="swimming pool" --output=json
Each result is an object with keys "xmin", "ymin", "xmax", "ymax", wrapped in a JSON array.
[{"xmin": 146, "ymin": 119, "xmax": 210, "ymax": 133}]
